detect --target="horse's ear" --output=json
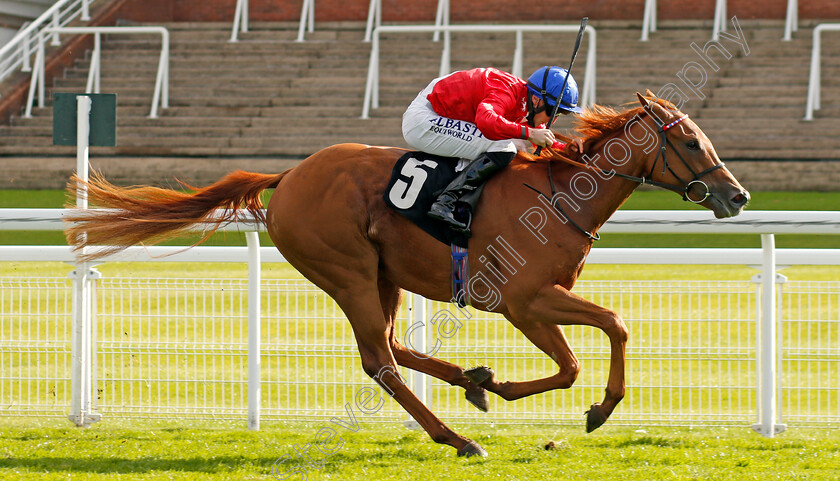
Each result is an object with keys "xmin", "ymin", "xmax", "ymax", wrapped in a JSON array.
[
  {"xmin": 636, "ymin": 92, "xmax": 649, "ymax": 107},
  {"xmin": 644, "ymin": 88, "xmax": 656, "ymax": 97}
]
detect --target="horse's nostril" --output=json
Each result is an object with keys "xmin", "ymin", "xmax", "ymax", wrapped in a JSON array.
[{"xmin": 731, "ymin": 192, "xmax": 749, "ymax": 207}]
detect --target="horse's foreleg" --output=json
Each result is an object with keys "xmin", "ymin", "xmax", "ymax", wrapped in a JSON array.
[
  {"xmin": 505, "ymin": 283, "xmax": 628, "ymax": 432},
  {"xmin": 464, "ymin": 321, "xmax": 581, "ymax": 402}
]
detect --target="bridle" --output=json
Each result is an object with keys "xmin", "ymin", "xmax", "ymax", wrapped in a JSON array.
[
  {"xmin": 636, "ymin": 107, "xmax": 726, "ymax": 204},
  {"xmin": 523, "ymin": 106, "xmax": 726, "ymax": 241}
]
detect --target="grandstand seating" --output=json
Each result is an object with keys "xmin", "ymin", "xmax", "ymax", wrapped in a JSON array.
[{"xmin": 0, "ymin": 19, "xmax": 838, "ymax": 188}]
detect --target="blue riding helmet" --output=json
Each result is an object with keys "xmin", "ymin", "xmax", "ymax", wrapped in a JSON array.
[{"xmin": 526, "ymin": 66, "xmax": 583, "ymax": 115}]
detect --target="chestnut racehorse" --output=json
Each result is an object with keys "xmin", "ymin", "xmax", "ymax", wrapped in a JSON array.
[{"xmin": 66, "ymin": 93, "xmax": 749, "ymax": 457}]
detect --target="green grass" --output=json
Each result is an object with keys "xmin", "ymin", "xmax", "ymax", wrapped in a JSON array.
[
  {"xmin": 1, "ymin": 190, "xmax": 839, "ymax": 248},
  {"xmin": 0, "ymin": 419, "xmax": 838, "ymax": 480}
]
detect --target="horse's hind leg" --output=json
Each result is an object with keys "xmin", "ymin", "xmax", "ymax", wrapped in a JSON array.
[
  {"xmin": 339, "ymin": 284, "xmax": 487, "ymax": 456},
  {"xmin": 377, "ymin": 278, "xmax": 489, "ymax": 412}
]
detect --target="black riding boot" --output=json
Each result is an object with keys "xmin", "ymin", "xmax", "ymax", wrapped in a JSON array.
[{"xmin": 427, "ymin": 151, "xmax": 515, "ymax": 236}]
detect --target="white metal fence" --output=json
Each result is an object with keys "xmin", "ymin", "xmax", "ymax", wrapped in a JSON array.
[
  {"xmin": 804, "ymin": 23, "xmax": 840, "ymax": 121},
  {"xmin": 228, "ymin": 0, "xmax": 450, "ymax": 43},
  {"xmin": 2, "ymin": 209, "xmax": 840, "ymax": 436},
  {"xmin": 0, "ymin": 0, "xmax": 93, "ymax": 83},
  {"xmin": 640, "ymin": 0, "xmax": 798, "ymax": 41},
  {"xmin": 2, "ymin": 266, "xmax": 838, "ymax": 431},
  {"xmin": 779, "ymin": 281, "xmax": 840, "ymax": 426},
  {"xmin": 24, "ymin": 26, "xmax": 170, "ymax": 119},
  {"xmin": 361, "ymin": 23, "xmax": 597, "ymax": 119}
]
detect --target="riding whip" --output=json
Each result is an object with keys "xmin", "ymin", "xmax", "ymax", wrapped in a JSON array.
[{"xmin": 535, "ymin": 17, "xmax": 588, "ymax": 156}]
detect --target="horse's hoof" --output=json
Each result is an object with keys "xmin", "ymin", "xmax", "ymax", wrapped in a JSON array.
[
  {"xmin": 585, "ymin": 404, "xmax": 608, "ymax": 433},
  {"xmin": 465, "ymin": 385, "xmax": 489, "ymax": 412},
  {"xmin": 457, "ymin": 440, "xmax": 488, "ymax": 458},
  {"xmin": 464, "ymin": 366, "xmax": 494, "ymax": 386}
]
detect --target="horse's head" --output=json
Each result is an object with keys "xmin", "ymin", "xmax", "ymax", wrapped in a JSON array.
[{"xmin": 635, "ymin": 91, "xmax": 750, "ymax": 218}]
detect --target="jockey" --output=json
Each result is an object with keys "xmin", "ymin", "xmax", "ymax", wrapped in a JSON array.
[{"xmin": 402, "ymin": 66, "xmax": 583, "ymax": 236}]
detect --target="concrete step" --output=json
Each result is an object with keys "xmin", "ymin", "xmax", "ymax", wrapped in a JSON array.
[
  {"xmin": 0, "ymin": 121, "xmax": 404, "ymax": 139},
  {"xmin": 0, "ymin": 124, "xmax": 245, "ymax": 138},
  {"xmin": 50, "ymin": 84, "xmax": 375, "ymax": 99},
  {"xmin": 692, "ymin": 106, "xmax": 838, "ymax": 118},
  {"xmin": 3, "ymin": 20, "xmax": 839, "ymax": 181},
  {"xmin": 10, "ymin": 115, "xmax": 255, "ymax": 128},
  {"xmin": 64, "ymin": 62, "xmax": 371, "ymax": 75},
  {"xmin": 5, "ymin": 143, "xmax": 837, "ymax": 160},
  {"xmin": 24, "ymin": 103, "xmax": 393, "ymax": 119},
  {"xmin": 712, "ymin": 137, "xmax": 840, "ymax": 148},
  {"xmin": 59, "ymin": 69, "xmax": 406, "ymax": 87},
  {"xmin": 720, "ymin": 149, "xmax": 840, "ymax": 160},
  {"xmin": 0, "ymin": 133, "xmax": 233, "ymax": 147}
]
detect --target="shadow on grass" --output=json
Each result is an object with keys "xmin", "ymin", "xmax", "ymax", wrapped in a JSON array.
[{"xmin": 0, "ymin": 456, "xmax": 276, "ymax": 474}]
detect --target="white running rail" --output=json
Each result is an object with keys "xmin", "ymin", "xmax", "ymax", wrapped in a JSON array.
[
  {"xmin": 361, "ymin": 24, "xmax": 597, "ymax": 119},
  {"xmin": 24, "ymin": 26, "xmax": 170, "ymax": 119},
  {"xmin": 804, "ymin": 24, "xmax": 840, "ymax": 121},
  {"xmin": 6, "ymin": 209, "xmax": 840, "ymax": 235},
  {"xmin": 0, "ymin": 0, "xmax": 92, "ymax": 84}
]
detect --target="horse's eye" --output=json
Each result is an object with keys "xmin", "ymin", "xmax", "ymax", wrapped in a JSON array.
[{"xmin": 686, "ymin": 140, "xmax": 701, "ymax": 151}]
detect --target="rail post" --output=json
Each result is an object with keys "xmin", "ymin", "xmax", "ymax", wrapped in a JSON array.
[
  {"xmin": 404, "ymin": 293, "xmax": 429, "ymax": 429},
  {"xmin": 23, "ymin": 33, "xmax": 45, "ymax": 118},
  {"xmin": 68, "ymin": 95, "xmax": 102, "ymax": 428},
  {"xmin": 230, "ymin": 0, "xmax": 249, "ymax": 42},
  {"xmin": 433, "ymin": 0, "xmax": 449, "ymax": 42},
  {"xmin": 246, "ymin": 231, "xmax": 261, "ymax": 430},
  {"xmin": 511, "ymin": 30, "xmax": 523, "ymax": 78},
  {"xmin": 783, "ymin": 0, "xmax": 798, "ymax": 41},
  {"xmin": 750, "ymin": 234, "xmax": 787, "ymax": 437},
  {"xmin": 21, "ymin": 26, "xmax": 32, "ymax": 72},
  {"xmin": 85, "ymin": 32, "xmax": 101, "ymax": 94},
  {"xmin": 803, "ymin": 25, "xmax": 840, "ymax": 121},
  {"xmin": 712, "ymin": 0, "xmax": 727, "ymax": 41},
  {"xmin": 640, "ymin": 0, "xmax": 657, "ymax": 41},
  {"xmin": 296, "ymin": 0, "xmax": 314, "ymax": 42}
]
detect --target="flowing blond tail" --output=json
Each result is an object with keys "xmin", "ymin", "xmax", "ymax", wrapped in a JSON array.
[{"xmin": 64, "ymin": 169, "xmax": 289, "ymax": 261}]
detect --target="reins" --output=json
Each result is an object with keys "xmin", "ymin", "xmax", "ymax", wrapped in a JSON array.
[{"xmin": 524, "ymin": 107, "xmax": 726, "ymax": 241}]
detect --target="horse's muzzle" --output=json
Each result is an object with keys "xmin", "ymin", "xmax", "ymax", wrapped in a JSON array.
[{"xmin": 711, "ymin": 188, "xmax": 750, "ymax": 218}]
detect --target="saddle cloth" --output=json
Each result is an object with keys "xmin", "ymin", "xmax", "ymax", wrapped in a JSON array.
[{"xmin": 383, "ymin": 151, "xmax": 485, "ymax": 248}]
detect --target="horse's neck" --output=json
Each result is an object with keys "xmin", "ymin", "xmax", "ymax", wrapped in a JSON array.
[{"xmin": 556, "ymin": 142, "xmax": 649, "ymax": 234}]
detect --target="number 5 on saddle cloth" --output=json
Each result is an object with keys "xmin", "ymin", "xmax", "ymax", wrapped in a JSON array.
[
  {"xmin": 383, "ymin": 151, "xmax": 486, "ymax": 249},
  {"xmin": 384, "ymin": 151, "xmax": 480, "ymax": 307}
]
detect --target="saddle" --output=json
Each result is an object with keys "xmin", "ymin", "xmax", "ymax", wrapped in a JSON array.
[{"xmin": 383, "ymin": 151, "xmax": 484, "ymax": 248}]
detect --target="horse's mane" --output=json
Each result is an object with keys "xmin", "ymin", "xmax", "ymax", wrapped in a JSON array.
[
  {"xmin": 516, "ymin": 103, "xmax": 645, "ymax": 164},
  {"xmin": 574, "ymin": 104, "xmax": 646, "ymax": 152},
  {"xmin": 517, "ymin": 97, "xmax": 673, "ymax": 163}
]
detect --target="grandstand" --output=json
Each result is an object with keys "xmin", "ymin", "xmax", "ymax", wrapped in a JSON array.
[{"xmin": 0, "ymin": 0, "xmax": 839, "ymax": 189}]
